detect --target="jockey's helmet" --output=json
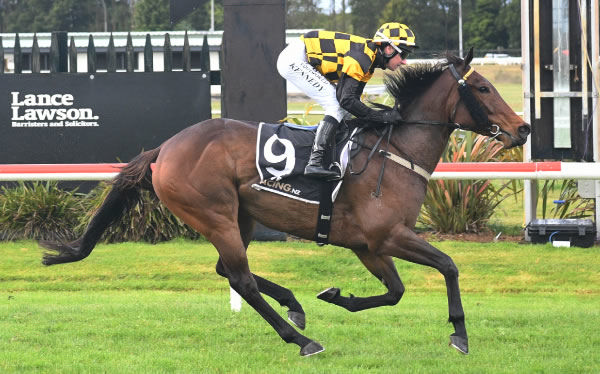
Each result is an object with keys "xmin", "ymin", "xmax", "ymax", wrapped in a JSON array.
[{"xmin": 373, "ymin": 23, "xmax": 418, "ymax": 58}]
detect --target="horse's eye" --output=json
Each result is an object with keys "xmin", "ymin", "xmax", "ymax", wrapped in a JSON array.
[{"xmin": 478, "ymin": 86, "xmax": 490, "ymax": 93}]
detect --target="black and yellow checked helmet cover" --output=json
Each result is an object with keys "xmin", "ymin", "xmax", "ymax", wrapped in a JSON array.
[{"xmin": 373, "ymin": 22, "xmax": 418, "ymax": 49}]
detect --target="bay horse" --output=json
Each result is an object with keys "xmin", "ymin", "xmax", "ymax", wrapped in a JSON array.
[{"xmin": 41, "ymin": 49, "xmax": 530, "ymax": 356}]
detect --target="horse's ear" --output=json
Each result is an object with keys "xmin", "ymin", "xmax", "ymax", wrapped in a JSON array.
[{"xmin": 464, "ymin": 47, "xmax": 474, "ymax": 66}]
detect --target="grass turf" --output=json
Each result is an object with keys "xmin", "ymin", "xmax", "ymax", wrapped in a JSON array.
[{"xmin": 1, "ymin": 239, "xmax": 599, "ymax": 373}]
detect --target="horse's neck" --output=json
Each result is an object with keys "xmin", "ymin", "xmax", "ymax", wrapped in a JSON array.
[
  {"xmin": 392, "ymin": 124, "xmax": 451, "ymax": 173},
  {"xmin": 393, "ymin": 79, "xmax": 455, "ymax": 173}
]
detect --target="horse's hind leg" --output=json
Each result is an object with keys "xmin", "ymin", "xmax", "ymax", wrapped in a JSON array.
[
  {"xmin": 216, "ymin": 258, "xmax": 306, "ymax": 330},
  {"xmin": 215, "ymin": 210, "xmax": 306, "ymax": 329},
  {"xmin": 317, "ymin": 251, "xmax": 405, "ymax": 312},
  {"xmin": 157, "ymin": 194, "xmax": 319, "ymax": 354},
  {"xmin": 211, "ymin": 230, "xmax": 322, "ymax": 356}
]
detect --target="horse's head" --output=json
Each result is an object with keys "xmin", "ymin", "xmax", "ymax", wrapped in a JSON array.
[{"xmin": 447, "ymin": 48, "xmax": 530, "ymax": 148}]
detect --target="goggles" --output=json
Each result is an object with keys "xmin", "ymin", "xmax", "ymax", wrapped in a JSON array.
[{"xmin": 374, "ymin": 31, "xmax": 411, "ymax": 60}]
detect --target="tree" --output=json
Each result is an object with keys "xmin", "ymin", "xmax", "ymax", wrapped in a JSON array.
[
  {"xmin": 499, "ymin": 0, "xmax": 520, "ymax": 50},
  {"xmin": 133, "ymin": 0, "xmax": 170, "ymax": 31},
  {"xmin": 0, "ymin": 0, "xmax": 126, "ymax": 32},
  {"xmin": 286, "ymin": 0, "xmax": 324, "ymax": 30},
  {"xmin": 1, "ymin": 0, "xmax": 55, "ymax": 32},
  {"xmin": 349, "ymin": 0, "xmax": 388, "ymax": 37},
  {"xmin": 437, "ymin": 0, "xmax": 459, "ymax": 51},
  {"xmin": 174, "ymin": 0, "xmax": 224, "ymax": 31},
  {"xmin": 104, "ymin": 0, "xmax": 133, "ymax": 31},
  {"xmin": 45, "ymin": 0, "xmax": 96, "ymax": 32},
  {"xmin": 463, "ymin": 0, "xmax": 505, "ymax": 50},
  {"xmin": 380, "ymin": 0, "xmax": 458, "ymax": 54}
]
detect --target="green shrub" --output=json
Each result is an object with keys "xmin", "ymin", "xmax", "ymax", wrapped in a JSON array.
[
  {"xmin": 538, "ymin": 179, "xmax": 595, "ymax": 219},
  {"xmin": 0, "ymin": 181, "xmax": 204, "ymax": 243},
  {"xmin": 79, "ymin": 182, "xmax": 204, "ymax": 243},
  {"xmin": 281, "ymin": 103, "xmax": 319, "ymax": 126},
  {"xmin": 418, "ymin": 132, "xmax": 522, "ymax": 233},
  {"xmin": 0, "ymin": 181, "xmax": 85, "ymax": 241}
]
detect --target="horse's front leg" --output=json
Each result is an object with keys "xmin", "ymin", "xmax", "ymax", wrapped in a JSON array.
[
  {"xmin": 380, "ymin": 227, "xmax": 468, "ymax": 354},
  {"xmin": 317, "ymin": 252, "xmax": 405, "ymax": 312}
]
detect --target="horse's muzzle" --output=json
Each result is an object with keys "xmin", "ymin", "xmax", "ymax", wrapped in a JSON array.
[
  {"xmin": 518, "ymin": 124, "xmax": 531, "ymax": 139},
  {"xmin": 507, "ymin": 123, "xmax": 531, "ymax": 148}
]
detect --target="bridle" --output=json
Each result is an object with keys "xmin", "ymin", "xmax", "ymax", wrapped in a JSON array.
[
  {"xmin": 446, "ymin": 64, "xmax": 501, "ymax": 138},
  {"xmin": 397, "ymin": 62, "xmax": 503, "ymax": 139},
  {"xmin": 349, "ymin": 61, "xmax": 507, "ymax": 191}
]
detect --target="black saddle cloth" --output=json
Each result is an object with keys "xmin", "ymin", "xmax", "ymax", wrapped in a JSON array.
[{"xmin": 253, "ymin": 121, "xmax": 353, "ymax": 204}]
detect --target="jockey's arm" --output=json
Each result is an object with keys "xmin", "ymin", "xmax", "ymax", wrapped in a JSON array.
[{"xmin": 336, "ymin": 74, "xmax": 402, "ymax": 124}]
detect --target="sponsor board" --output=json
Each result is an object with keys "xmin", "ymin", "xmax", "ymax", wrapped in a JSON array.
[{"xmin": 0, "ymin": 72, "xmax": 211, "ymax": 164}]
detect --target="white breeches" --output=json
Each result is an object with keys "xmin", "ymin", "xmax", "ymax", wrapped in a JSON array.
[{"xmin": 276, "ymin": 39, "xmax": 346, "ymax": 122}]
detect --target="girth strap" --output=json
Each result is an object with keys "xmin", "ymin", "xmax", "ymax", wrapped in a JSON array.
[{"xmin": 314, "ymin": 181, "xmax": 336, "ymax": 246}]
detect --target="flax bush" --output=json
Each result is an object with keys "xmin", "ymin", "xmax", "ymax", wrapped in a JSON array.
[
  {"xmin": 281, "ymin": 103, "xmax": 319, "ymax": 126},
  {"xmin": 0, "ymin": 181, "xmax": 85, "ymax": 241},
  {"xmin": 538, "ymin": 179, "xmax": 595, "ymax": 219},
  {"xmin": 418, "ymin": 132, "xmax": 522, "ymax": 233},
  {"xmin": 0, "ymin": 181, "xmax": 203, "ymax": 243}
]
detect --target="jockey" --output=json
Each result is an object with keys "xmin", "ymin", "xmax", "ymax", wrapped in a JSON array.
[{"xmin": 277, "ymin": 22, "xmax": 418, "ymax": 180}]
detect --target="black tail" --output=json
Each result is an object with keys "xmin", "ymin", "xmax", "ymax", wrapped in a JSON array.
[{"xmin": 40, "ymin": 147, "xmax": 161, "ymax": 266}]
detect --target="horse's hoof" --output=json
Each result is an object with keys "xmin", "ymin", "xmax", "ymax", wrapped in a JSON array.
[
  {"xmin": 449, "ymin": 334, "xmax": 469, "ymax": 354},
  {"xmin": 300, "ymin": 341, "xmax": 325, "ymax": 357},
  {"xmin": 316, "ymin": 287, "xmax": 340, "ymax": 302},
  {"xmin": 288, "ymin": 311, "xmax": 306, "ymax": 330}
]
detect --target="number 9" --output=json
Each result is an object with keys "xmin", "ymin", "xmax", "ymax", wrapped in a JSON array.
[{"xmin": 264, "ymin": 134, "xmax": 295, "ymax": 179}]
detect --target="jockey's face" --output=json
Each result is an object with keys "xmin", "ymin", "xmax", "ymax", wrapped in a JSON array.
[{"xmin": 384, "ymin": 45, "xmax": 408, "ymax": 71}]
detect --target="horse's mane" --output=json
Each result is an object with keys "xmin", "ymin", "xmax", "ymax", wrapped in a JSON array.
[
  {"xmin": 345, "ymin": 54, "xmax": 464, "ymax": 128},
  {"xmin": 384, "ymin": 54, "xmax": 464, "ymax": 110}
]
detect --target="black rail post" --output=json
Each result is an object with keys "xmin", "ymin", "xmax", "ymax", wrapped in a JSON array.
[
  {"xmin": 31, "ymin": 33, "xmax": 40, "ymax": 73},
  {"xmin": 13, "ymin": 33, "xmax": 22, "ymax": 74},
  {"xmin": 126, "ymin": 32, "xmax": 134, "ymax": 72},
  {"xmin": 87, "ymin": 34, "xmax": 96, "ymax": 74},
  {"xmin": 68, "ymin": 36, "xmax": 77, "ymax": 73},
  {"xmin": 164, "ymin": 33, "xmax": 173, "ymax": 72},
  {"xmin": 182, "ymin": 30, "xmax": 191, "ymax": 72},
  {"xmin": 200, "ymin": 34, "xmax": 209, "ymax": 72},
  {"xmin": 107, "ymin": 33, "xmax": 116, "ymax": 73},
  {"xmin": 49, "ymin": 31, "xmax": 68, "ymax": 73},
  {"xmin": 144, "ymin": 34, "xmax": 153, "ymax": 72}
]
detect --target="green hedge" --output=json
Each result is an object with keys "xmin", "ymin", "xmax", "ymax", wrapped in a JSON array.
[
  {"xmin": 0, "ymin": 182, "xmax": 85, "ymax": 241},
  {"xmin": 418, "ymin": 132, "xmax": 522, "ymax": 234},
  {"xmin": 0, "ymin": 181, "xmax": 203, "ymax": 243}
]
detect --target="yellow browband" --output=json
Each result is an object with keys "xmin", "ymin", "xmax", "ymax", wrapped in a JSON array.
[{"xmin": 462, "ymin": 67, "xmax": 475, "ymax": 81}]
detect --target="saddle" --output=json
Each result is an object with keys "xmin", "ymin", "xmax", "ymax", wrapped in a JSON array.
[
  {"xmin": 253, "ymin": 121, "xmax": 355, "ymax": 204},
  {"xmin": 253, "ymin": 121, "xmax": 356, "ymax": 245}
]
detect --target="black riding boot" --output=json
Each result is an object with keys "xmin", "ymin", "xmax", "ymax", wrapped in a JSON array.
[{"xmin": 304, "ymin": 116, "xmax": 340, "ymax": 180}]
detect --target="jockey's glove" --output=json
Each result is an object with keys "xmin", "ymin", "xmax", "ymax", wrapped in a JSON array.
[
  {"xmin": 367, "ymin": 109, "xmax": 403, "ymax": 124},
  {"xmin": 336, "ymin": 74, "xmax": 403, "ymax": 125},
  {"xmin": 380, "ymin": 109, "xmax": 403, "ymax": 124}
]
